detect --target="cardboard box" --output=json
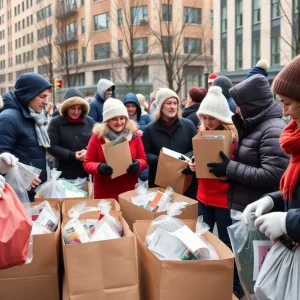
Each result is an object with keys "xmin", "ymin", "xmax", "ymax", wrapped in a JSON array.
[
  {"xmin": 192, "ymin": 130, "xmax": 232, "ymax": 179},
  {"xmin": 0, "ymin": 202, "xmax": 60, "ymax": 300},
  {"xmin": 62, "ymin": 198, "xmax": 120, "ymax": 220},
  {"xmin": 118, "ymin": 187, "xmax": 198, "ymax": 230},
  {"xmin": 102, "ymin": 137, "xmax": 132, "ymax": 179},
  {"xmin": 62, "ymin": 216, "xmax": 139, "ymax": 300},
  {"xmin": 155, "ymin": 149, "xmax": 193, "ymax": 194},
  {"xmin": 133, "ymin": 220, "xmax": 234, "ymax": 300}
]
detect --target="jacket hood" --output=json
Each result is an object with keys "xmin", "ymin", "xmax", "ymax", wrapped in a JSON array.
[
  {"xmin": 96, "ymin": 79, "xmax": 115, "ymax": 100},
  {"xmin": 182, "ymin": 104, "xmax": 200, "ymax": 118},
  {"xmin": 122, "ymin": 93, "xmax": 142, "ymax": 118},
  {"xmin": 212, "ymin": 76, "xmax": 232, "ymax": 98}
]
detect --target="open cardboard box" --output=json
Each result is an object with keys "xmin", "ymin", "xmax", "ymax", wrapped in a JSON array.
[{"xmin": 118, "ymin": 187, "xmax": 198, "ymax": 230}]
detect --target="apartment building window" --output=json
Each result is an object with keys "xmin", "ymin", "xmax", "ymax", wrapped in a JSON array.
[
  {"xmin": 210, "ymin": 39, "xmax": 214, "ymax": 55},
  {"xmin": 8, "ymin": 58, "xmax": 12, "ymax": 67},
  {"xmin": 184, "ymin": 7, "xmax": 201, "ymax": 24},
  {"xmin": 252, "ymin": 39, "xmax": 260, "ymax": 65},
  {"xmin": 94, "ymin": 13, "xmax": 110, "ymax": 31},
  {"xmin": 162, "ymin": 36, "xmax": 172, "ymax": 53},
  {"xmin": 23, "ymin": 36, "xmax": 26, "ymax": 46},
  {"xmin": 132, "ymin": 37, "xmax": 148, "ymax": 55},
  {"xmin": 127, "ymin": 66, "xmax": 148, "ymax": 83},
  {"xmin": 210, "ymin": 10, "xmax": 214, "ymax": 26},
  {"xmin": 81, "ymin": 19, "xmax": 85, "ymax": 34},
  {"xmin": 82, "ymin": 47, "xmax": 86, "ymax": 63},
  {"xmin": 184, "ymin": 38, "xmax": 201, "ymax": 54},
  {"xmin": 37, "ymin": 25, "xmax": 52, "ymax": 40},
  {"xmin": 236, "ymin": 42, "xmax": 243, "ymax": 69},
  {"xmin": 131, "ymin": 6, "xmax": 148, "ymax": 25},
  {"xmin": 37, "ymin": 5, "xmax": 52, "ymax": 22},
  {"xmin": 94, "ymin": 43, "xmax": 110, "ymax": 60},
  {"xmin": 221, "ymin": 46, "xmax": 227, "ymax": 71},
  {"xmin": 118, "ymin": 40, "xmax": 123, "ymax": 57},
  {"xmin": 271, "ymin": 0, "xmax": 280, "ymax": 19},
  {"xmin": 0, "ymin": 75, "xmax": 5, "ymax": 84},
  {"xmin": 62, "ymin": 73, "xmax": 85, "ymax": 87},
  {"xmin": 31, "ymin": 32, "xmax": 34, "ymax": 43},
  {"xmin": 236, "ymin": 0, "xmax": 243, "ymax": 28},
  {"xmin": 0, "ymin": 0, "xmax": 3, "ymax": 9},
  {"xmin": 37, "ymin": 44, "xmax": 52, "ymax": 58},
  {"xmin": 253, "ymin": 0, "xmax": 261, "ymax": 24},
  {"xmin": 38, "ymin": 64, "xmax": 50, "ymax": 75},
  {"xmin": 221, "ymin": 6, "xmax": 227, "ymax": 33},
  {"xmin": 68, "ymin": 49, "xmax": 78, "ymax": 65},
  {"xmin": 31, "ymin": 14, "xmax": 33, "ymax": 25},
  {"xmin": 22, "ymin": 1, "xmax": 24, "ymax": 11},
  {"xmin": 162, "ymin": 4, "xmax": 172, "ymax": 22},
  {"xmin": 8, "ymin": 72, "xmax": 13, "ymax": 82},
  {"xmin": 271, "ymin": 36, "xmax": 280, "ymax": 65},
  {"xmin": 294, "ymin": 0, "xmax": 299, "ymax": 13},
  {"xmin": 65, "ymin": 22, "xmax": 77, "ymax": 34},
  {"xmin": 118, "ymin": 9, "xmax": 123, "ymax": 26},
  {"xmin": 94, "ymin": 70, "xmax": 110, "ymax": 84},
  {"xmin": 8, "ymin": 42, "xmax": 12, "ymax": 51}
]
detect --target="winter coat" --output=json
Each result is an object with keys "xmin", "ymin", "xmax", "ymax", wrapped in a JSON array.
[
  {"xmin": 83, "ymin": 122, "xmax": 147, "ymax": 199},
  {"xmin": 47, "ymin": 115, "xmax": 94, "ymax": 179},
  {"xmin": 142, "ymin": 118, "xmax": 197, "ymax": 198},
  {"xmin": 182, "ymin": 104, "xmax": 200, "ymax": 128},
  {"xmin": 88, "ymin": 79, "xmax": 115, "ymax": 123},
  {"xmin": 226, "ymin": 75, "xmax": 289, "ymax": 212}
]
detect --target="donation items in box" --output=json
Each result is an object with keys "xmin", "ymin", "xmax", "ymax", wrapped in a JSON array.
[
  {"xmin": 155, "ymin": 147, "xmax": 193, "ymax": 194},
  {"xmin": 118, "ymin": 181, "xmax": 198, "ymax": 229},
  {"xmin": 192, "ymin": 130, "xmax": 232, "ymax": 179},
  {"xmin": 133, "ymin": 203, "xmax": 234, "ymax": 300},
  {"xmin": 62, "ymin": 201, "xmax": 139, "ymax": 300},
  {"xmin": 0, "ymin": 201, "xmax": 60, "ymax": 300}
]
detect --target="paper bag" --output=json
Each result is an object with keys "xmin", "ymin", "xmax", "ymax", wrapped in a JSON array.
[
  {"xmin": 155, "ymin": 149, "xmax": 193, "ymax": 194},
  {"xmin": 192, "ymin": 130, "xmax": 232, "ymax": 179},
  {"xmin": 102, "ymin": 137, "xmax": 132, "ymax": 179}
]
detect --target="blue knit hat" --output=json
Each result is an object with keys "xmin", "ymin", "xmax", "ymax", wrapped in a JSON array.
[
  {"xmin": 14, "ymin": 72, "xmax": 52, "ymax": 107},
  {"xmin": 244, "ymin": 60, "xmax": 269, "ymax": 80}
]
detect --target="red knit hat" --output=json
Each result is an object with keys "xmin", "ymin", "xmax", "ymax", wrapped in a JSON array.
[
  {"xmin": 273, "ymin": 55, "xmax": 300, "ymax": 101},
  {"xmin": 208, "ymin": 73, "xmax": 218, "ymax": 86},
  {"xmin": 188, "ymin": 87, "xmax": 207, "ymax": 103}
]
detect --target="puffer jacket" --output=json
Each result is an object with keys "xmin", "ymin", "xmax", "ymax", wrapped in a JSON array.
[
  {"xmin": 182, "ymin": 104, "xmax": 200, "ymax": 128},
  {"xmin": 226, "ymin": 74, "xmax": 289, "ymax": 212}
]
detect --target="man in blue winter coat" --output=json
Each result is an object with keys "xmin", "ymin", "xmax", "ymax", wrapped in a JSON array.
[
  {"xmin": 0, "ymin": 72, "xmax": 53, "ymax": 200},
  {"xmin": 88, "ymin": 78, "xmax": 115, "ymax": 123}
]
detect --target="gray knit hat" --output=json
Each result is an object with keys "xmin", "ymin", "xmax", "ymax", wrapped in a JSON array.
[{"xmin": 155, "ymin": 88, "xmax": 179, "ymax": 112}]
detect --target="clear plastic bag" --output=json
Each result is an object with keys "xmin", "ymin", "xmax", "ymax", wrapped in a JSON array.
[{"xmin": 62, "ymin": 177, "xmax": 87, "ymax": 191}]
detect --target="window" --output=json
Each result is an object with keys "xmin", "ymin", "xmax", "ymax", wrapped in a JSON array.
[
  {"xmin": 8, "ymin": 72, "xmax": 13, "ymax": 81},
  {"xmin": 295, "ymin": 0, "xmax": 299, "ymax": 13},
  {"xmin": 221, "ymin": 46, "xmax": 227, "ymax": 71},
  {"xmin": 162, "ymin": 4, "xmax": 172, "ymax": 22},
  {"xmin": 37, "ymin": 25, "xmax": 52, "ymax": 40},
  {"xmin": 236, "ymin": 42, "xmax": 243, "ymax": 69},
  {"xmin": 118, "ymin": 9, "xmax": 123, "ymax": 26},
  {"xmin": 23, "ymin": 36, "xmax": 25, "ymax": 46},
  {"xmin": 236, "ymin": 0, "xmax": 243, "ymax": 28},
  {"xmin": 8, "ymin": 57, "xmax": 12, "ymax": 67},
  {"xmin": 81, "ymin": 18, "xmax": 85, "ymax": 34},
  {"xmin": 221, "ymin": 6, "xmax": 227, "ymax": 32},
  {"xmin": 271, "ymin": 0, "xmax": 280, "ymax": 19},
  {"xmin": 184, "ymin": 7, "xmax": 201, "ymax": 24},
  {"xmin": 22, "ymin": 1, "xmax": 24, "ymax": 11},
  {"xmin": 252, "ymin": 39, "xmax": 260, "ymax": 65},
  {"xmin": 210, "ymin": 10, "xmax": 214, "ymax": 26},
  {"xmin": 127, "ymin": 66, "xmax": 148, "ymax": 83},
  {"xmin": 271, "ymin": 36, "xmax": 280, "ymax": 65},
  {"xmin": 184, "ymin": 66, "xmax": 201, "ymax": 96},
  {"xmin": 132, "ymin": 37, "xmax": 148, "ymax": 55},
  {"xmin": 118, "ymin": 40, "xmax": 123, "ymax": 57},
  {"xmin": 94, "ymin": 43, "xmax": 110, "ymax": 60},
  {"xmin": 94, "ymin": 13, "xmax": 110, "ymax": 31},
  {"xmin": 65, "ymin": 22, "xmax": 77, "ymax": 34},
  {"xmin": 37, "ymin": 44, "xmax": 52, "ymax": 58},
  {"xmin": 82, "ymin": 47, "xmax": 86, "ymax": 63},
  {"xmin": 81, "ymin": 0, "xmax": 84, "ymax": 5},
  {"xmin": 252, "ymin": 0, "xmax": 261, "ymax": 24},
  {"xmin": 184, "ymin": 38, "xmax": 201, "ymax": 54},
  {"xmin": 63, "ymin": 73, "xmax": 85, "ymax": 87},
  {"xmin": 93, "ymin": 70, "xmax": 110, "ymax": 84},
  {"xmin": 162, "ymin": 36, "xmax": 172, "ymax": 53},
  {"xmin": 38, "ymin": 64, "xmax": 50, "ymax": 75},
  {"xmin": 210, "ymin": 39, "xmax": 213, "ymax": 55},
  {"xmin": 131, "ymin": 6, "xmax": 148, "ymax": 25},
  {"xmin": 37, "ymin": 5, "xmax": 52, "ymax": 22},
  {"xmin": 0, "ymin": 59, "xmax": 5, "ymax": 69},
  {"xmin": 61, "ymin": 49, "xmax": 78, "ymax": 66}
]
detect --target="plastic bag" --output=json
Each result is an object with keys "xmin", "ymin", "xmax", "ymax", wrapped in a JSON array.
[
  {"xmin": 62, "ymin": 177, "xmax": 87, "ymax": 191},
  {"xmin": 227, "ymin": 211, "xmax": 272, "ymax": 299},
  {"xmin": 131, "ymin": 180, "xmax": 155, "ymax": 208}
]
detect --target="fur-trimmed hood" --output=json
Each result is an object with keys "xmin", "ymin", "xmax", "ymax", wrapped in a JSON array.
[{"xmin": 59, "ymin": 97, "xmax": 90, "ymax": 116}]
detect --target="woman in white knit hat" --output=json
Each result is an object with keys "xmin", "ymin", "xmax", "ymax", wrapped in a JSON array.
[{"xmin": 84, "ymin": 98, "xmax": 147, "ymax": 199}]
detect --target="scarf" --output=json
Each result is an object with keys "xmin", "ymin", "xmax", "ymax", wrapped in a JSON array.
[
  {"xmin": 65, "ymin": 114, "xmax": 84, "ymax": 124},
  {"xmin": 129, "ymin": 113, "xmax": 138, "ymax": 122},
  {"xmin": 161, "ymin": 117, "xmax": 178, "ymax": 135},
  {"xmin": 28, "ymin": 107, "xmax": 50, "ymax": 148},
  {"xmin": 279, "ymin": 120, "xmax": 300, "ymax": 200},
  {"xmin": 105, "ymin": 128, "xmax": 129, "ymax": 146}
]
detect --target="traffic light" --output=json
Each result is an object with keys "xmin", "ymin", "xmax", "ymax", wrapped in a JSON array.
[{"xmin": 55, "ymin": 78, "xmax": 63, "ymax": 88}]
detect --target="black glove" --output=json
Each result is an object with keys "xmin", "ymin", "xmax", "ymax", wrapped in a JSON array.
[
  {"xmin": 178, "ymin": 155, "xmax": 187, "ymax": 161},
  {"xmin": 207, "ymin": 151, "xmax": 230, "ymax": 177},
  {"xmin": 98, "ymin": 163, "xmax": 113, "ymax": 176},
  {"xmin": 127, "ymin": 159, "xmax": 140, "ymax": 174},
  {"xmin": 181, "ymin": 165, "xmax": 194, "ymax": 175}
]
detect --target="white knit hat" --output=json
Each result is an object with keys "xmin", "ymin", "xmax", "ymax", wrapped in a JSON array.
[
  {"xmin": 155, "ymin": 88, "xmax": 179, "ymax": 112},
  {"xmin": 197, "ymin": 86, "xmax": 233, "ymax": 124},
  {"xmin": 102, "ymin": 98, "xmax": 129, "ymax": 122}
]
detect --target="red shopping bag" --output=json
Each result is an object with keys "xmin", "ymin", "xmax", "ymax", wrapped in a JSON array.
[{"xmin": 0, "ymin": 183, "xmax": 32, "ymax": 270}]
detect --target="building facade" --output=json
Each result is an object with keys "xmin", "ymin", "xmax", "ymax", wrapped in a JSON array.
[
  {"xmin": 213, "ymin": 0, "xmax": 298, "ymax": 83},
  {"xmin": 0, "ymin": 0, "xmax": 213, "ymax": 100}
]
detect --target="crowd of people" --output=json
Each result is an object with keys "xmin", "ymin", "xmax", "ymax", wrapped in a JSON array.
[{"xmin": 0, "ymin": 56, "xmax": 300, "ymax": 299}]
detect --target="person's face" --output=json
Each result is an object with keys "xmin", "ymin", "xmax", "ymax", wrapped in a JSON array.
[
  {"xmin": 235, "ymin": 106, "xmax": 243, "ymax": 119},
  {"xmin": 278, "ymin": 95, "xmax": 298, "ymax": 118},
  {"xmin": 104, "ymin": 87, "xmax": 113, "ymax": 100},
  {"xmin": 125, "ymin": 103, "xmax": 137, "ymax": 116},
  {"xmin": 201, "ymin": 115, "xmax": 222, "ymax": 130},
  {"xmin": 29, "ymin": 89, "xmax": 50, "ymax": 113},
  {"xmin": 66, "ymin": 104, "xmax": 82, "ymax": 120},
  {"xmin": 107, "ymin": 116, "xmax": 126, "ymax": 133},
  {"xmin": 161, "ymin": 97, "xmax": 178, "ymax": 119}
]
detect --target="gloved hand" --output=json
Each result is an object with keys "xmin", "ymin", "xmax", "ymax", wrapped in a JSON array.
[
  {"xmin": 255, "ymin": 212, "xmax": 287, "ymax": 240},
  {"xmin": 207, "ymin": 151, "xmax": 230, "ymax": 177},
  {"xmin": 98, "ymin": 163, "xmax": 113, "ymax": 176},
  {"xmin": 178, "ymin": 155, "xmax": 187, "ymax": 161},
  {"xmin": 0, "ymin": 152, "xmax": 18, "ymax": 174},
  {"xmin": 242, "ymin": 196, "xmax": 274, "ymax": 225},
  {"xmin": 0, "ymin": 174, "xmax": 4, "ymax": 198},
  {"xmin": 127, "ymin": 159, "xmax": 140, "ymax": 174},
  {"xmin": 181, "ymin": 165, "xmax": 194, "ymax": 175}
]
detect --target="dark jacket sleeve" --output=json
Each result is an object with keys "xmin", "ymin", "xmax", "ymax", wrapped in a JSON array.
[
  {"xmin": 184, "ymin": 121, "xmax": 197, "ymax": 158},
  {"xmin": 266, "ymin": 191, "xmax": 285, "ymax": 212},
  {"xmin": 88, "ymin": 101, "xmax": 98, "ymax": 123},
  {"xmin": 226, "ymin": 127, "xmax": 289, "ymax": 189},
  {"xmin": 47, "ymin": 118, "xmax": 76, "ymax": 160},
  {"xmin": 286, "ymin": 209, "xmax": 300, "ymax": 242},
  {"xmin": 0, "ymin": 114, "xmax": 18, "ymax": 154},
  {"xmin": 142, "ymin": 125, "xmax": 158, "ymax": 167}
]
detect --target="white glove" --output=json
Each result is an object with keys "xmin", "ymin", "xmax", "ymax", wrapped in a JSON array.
[
  {"xmin": 0, "ymin": 174, "xmax": 4, "ymax": 198},
  {"xmin": 255, "ymin": 212, "xmax": 287, "ymax": 240},
  {"xmin": 0, "ymin": 152, "xmax": 18, "ymax": 174},
  {"xmin": 242, "ymin": 196, "xmax": 274, "ymax": 225}
]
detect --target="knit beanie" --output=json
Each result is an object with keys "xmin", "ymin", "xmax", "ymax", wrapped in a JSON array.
[
  {"xmin": 244, "ymin": 59, "xmax": 269, "ymax": 80},
  {"xmin": 155, "ymin": 88, "xmax": 179, "ymax": 112},
  {"xmin": 188, "ymin": 87, "xmax": 207, "ymax": 103},
  {"xmin": 212, "ymin": 76, "xmax": 232, "ymax": 98},
  {"xmin": 208, "ymin": 73, "xmax": 218, "ymax": 86},
  {"xmin": 273, "ymin": 55, "xmax": 300, "ymax": 102},
  {"xmin": 102, "ymin": 98, "xmax": 129, "ymax": 122},
  {"xmin": 197, "ymin": 86, "xmax": 233, "ymax": 124}
]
